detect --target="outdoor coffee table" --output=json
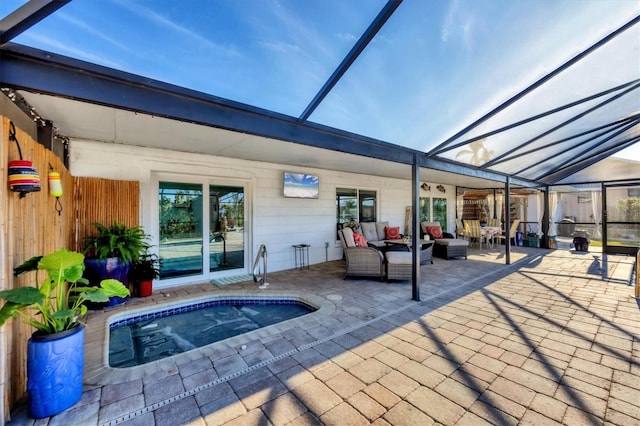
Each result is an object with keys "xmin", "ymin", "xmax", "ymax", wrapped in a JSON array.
[{"xmin": 384, "ymin": 239, "xmax": 434, "ymax": 264}]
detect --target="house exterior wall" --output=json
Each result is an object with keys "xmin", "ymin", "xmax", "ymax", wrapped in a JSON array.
[{"xmin": 69, "ymin": 140, "xmax": 456, "ymax": 289}]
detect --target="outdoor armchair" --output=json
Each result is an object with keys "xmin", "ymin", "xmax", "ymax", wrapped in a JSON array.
[{"xmin": 338, "ymin": 228, "xmax": 385, "ymax": 280}]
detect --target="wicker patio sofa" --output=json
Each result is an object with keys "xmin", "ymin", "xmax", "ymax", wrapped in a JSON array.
[{"xmin": 338, "ymin": 227, "xmax": 385, "ymax": 280}]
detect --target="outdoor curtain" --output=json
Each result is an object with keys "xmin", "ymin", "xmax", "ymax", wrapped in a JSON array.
[
  {"xmin": 457, "ymin": 194, "xmax": 463, "ymax": 219},
  {"xmin": 495, "ymin": 193, "xmax": 504, "ymax": 223},
  {"xmin": 536, "ymin": 192, "xmax": 544, "ymax": 238},
  {"xmin": 591, "ymin": 190, "xmax": 602, "ymax": 238},
  {"xmin": 487, "ymin": 194, "xmax": 495, "ymax": 220},
  {"xmin": 548, "ymin": 192, "xmax": 558, "ymax": 236}
]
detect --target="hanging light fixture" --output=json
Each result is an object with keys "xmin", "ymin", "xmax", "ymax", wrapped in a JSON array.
[{"xmin": 7, "ymin": 122, "xmax": 40, "ymax": 198}]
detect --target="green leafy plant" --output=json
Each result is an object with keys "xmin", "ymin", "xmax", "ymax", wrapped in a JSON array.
[
  {"xmin": 0, "ymin": 248, "xmax": 130, "ymax": 335},
  {"xmin": 129, "ymin": 252, "xmax": 162, "ymax": 282},
  {"xmin": 83, "ymin": 222, "xmax": 150, "ymax": 263}
]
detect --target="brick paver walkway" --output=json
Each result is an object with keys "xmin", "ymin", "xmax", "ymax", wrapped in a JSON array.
[{"xmin": 8, "ymin": 248, "xmax": 639, "ymax": 425}]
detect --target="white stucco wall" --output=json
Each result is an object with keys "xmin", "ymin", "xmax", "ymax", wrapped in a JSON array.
[{"xmin": 69, "ymin": 140, "xmax": 456, "ymax": 288}]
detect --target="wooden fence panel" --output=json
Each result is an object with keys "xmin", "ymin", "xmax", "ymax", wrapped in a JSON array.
[
  {"xmin": 1, "ymin": 116, "xmax": 74, "ymax": 418},
  {"xmin": 0, "ymin": 116, "xmax": 140, "ymax": 421}
]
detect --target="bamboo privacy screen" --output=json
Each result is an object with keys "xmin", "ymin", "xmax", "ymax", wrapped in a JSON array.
[
  {"xmin": 0, "ymin": 116, "xmax": 140, "ymax": 419},
  {"xmin": 72, "ymin": 177, "xmax": 140, "ymax": 252},
  {"xmin": 1, "ymin": 116, "xmax": 75, "ymax": 415}
]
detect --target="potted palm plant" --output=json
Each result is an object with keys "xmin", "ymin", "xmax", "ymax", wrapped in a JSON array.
[
  {"xmin": 83, "ymin": 221, "xmax": 150, "ymax": 306},
  {"xmin": 129, "ymin": 252, "xmax": 161, "ymax": 297},
  {"xmin": 0, "ymin": 248, "xmax": 129, "ymax": 418}
]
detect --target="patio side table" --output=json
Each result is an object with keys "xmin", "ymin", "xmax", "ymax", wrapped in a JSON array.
[{"xmin": 293, "ymin": 244, "xmax": 310, "ymax": 270}]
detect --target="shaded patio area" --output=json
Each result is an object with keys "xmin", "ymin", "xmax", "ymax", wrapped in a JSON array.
[{"xmin": 9, "ymin": 246, "xmax": 639, "ymax": 425}]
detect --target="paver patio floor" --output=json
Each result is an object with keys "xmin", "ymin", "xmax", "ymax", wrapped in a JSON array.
[{"xmin": 8, "ymin": 247, "xmax": 639, "ymax": 425}]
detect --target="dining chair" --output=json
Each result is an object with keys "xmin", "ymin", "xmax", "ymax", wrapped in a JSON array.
[
  {"xmin": 486, "ymin": 218, "xmax": 501, "ymax": 246},
  {"xmin": 455, "ymin": 219, "xmax": 465, "ymax": 238},
  {"xmin": 487, "ymin": 218, "xmax": 501, "ymax": 228},
  {"xmin": 464, "ymin": 219, "xmax": 485, "ymax": 249},
  {"xmin": 496, "ymin": 220, "xmax": 520, "ymax": 250}
]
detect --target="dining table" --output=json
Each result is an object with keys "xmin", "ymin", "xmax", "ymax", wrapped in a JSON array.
[{"xmin": 481, "ymin": 226, "xmax": 502, "ymax": 247}]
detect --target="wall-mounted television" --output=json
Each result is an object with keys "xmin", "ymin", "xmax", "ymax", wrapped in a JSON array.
[{"xmin": 283, "ymin": 172, "xmax": 319, "ymax": 199}]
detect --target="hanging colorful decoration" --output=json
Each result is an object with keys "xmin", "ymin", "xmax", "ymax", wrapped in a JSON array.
[
  {"xmin": 7, "ymin": 122, "xmax": 41, "ymax": 198},
  {"xmin": 48, "ymin": 165, "xmax": 63, "ymax": 215}
]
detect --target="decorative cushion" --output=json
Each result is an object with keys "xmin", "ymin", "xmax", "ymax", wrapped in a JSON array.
[
  {"xmin": 426, "ymin": 226, "xmax": 443, "ymax": 239},
  {"xmin": 341, "ymin": 227, "xmax": 356, "ymax": 247},
  {"xmin": 353, "ymin": 230, "xmax": 368, "ymax": 247},
  {"xmin": 375, "ymin": 221, "xmax": 389, "ymax": 241},
  {"xmin": 385, "ymin": 226, "xmax": 401, "ymax": 240},
  {"xmin": 360, "ymin": 222, "xmax": 378, "ymax": 242}
]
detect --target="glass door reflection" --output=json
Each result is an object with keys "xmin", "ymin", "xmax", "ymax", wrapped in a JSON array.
[{"xmin": 158, "ymin": 182, "xmax": 204, "ymax": 278}]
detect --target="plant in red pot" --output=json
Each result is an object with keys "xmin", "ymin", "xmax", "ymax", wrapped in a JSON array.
[
  {"xmin": 0, "ymin": 249, "xmax": 129, "ymax": 418},
  {"xmin": 129, "ymin": 252, "xmax": 161, "ymax": 297}
]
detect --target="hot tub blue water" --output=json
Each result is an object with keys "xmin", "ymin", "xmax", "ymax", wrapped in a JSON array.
[{"xmin": 109, "ymin": 298, "xmax": 317, "ymax": 368}]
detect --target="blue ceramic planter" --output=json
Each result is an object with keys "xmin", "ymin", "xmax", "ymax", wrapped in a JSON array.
[
  {"xmin": 27, "ymin": 326, "xmax": 84, "ymax": 419},
  {"xmin": 84, "ymin": 257, "xmax": 130, "ymax": 308}
]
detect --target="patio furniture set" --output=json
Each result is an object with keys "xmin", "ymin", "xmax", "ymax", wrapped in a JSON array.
[
  {"xmin": 459, "ymin": 219, "xmax": 520, "ymax": 250},
  {"xmin": 338, "ymin": 221, "xmax": 469, "ymax": 281}
]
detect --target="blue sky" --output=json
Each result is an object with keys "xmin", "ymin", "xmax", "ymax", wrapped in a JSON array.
[{"xmin": 1, "ymin": 0, "xmax": 639, "ymax": 161}]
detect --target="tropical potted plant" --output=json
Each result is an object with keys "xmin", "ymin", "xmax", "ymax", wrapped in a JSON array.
[
  {"xmin": 83, "ymin": 221, "xmax": 150, "ymax": 306},
  {"xmin": 129, "ymin": 252, "xmax": 161, "ymax": 297},
  {"xmin": 0, "ymin": 248, "xmax": 129, "ymax": 418}
]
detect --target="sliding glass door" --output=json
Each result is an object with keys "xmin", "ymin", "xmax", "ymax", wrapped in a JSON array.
[
  {"xmin": 209, "ymin": 185, "xmax": 245, "ymax": 273},
  {"xmin": 158, "ymin": 180, "xmax": 245, "ymax": 280}
]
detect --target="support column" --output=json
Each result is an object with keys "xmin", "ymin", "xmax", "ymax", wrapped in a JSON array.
[
  {"xmin": 411, "ymin": 157, "xmax": 420, "ymax": 301},
  {"xmin": 542, "ymin": 187, "xmax": 550, "ymax": 248},
  {"xmin": 602, "ymin": 183, "xmax": 608, "ymax": 253},
  {"xmin": 505, "ymin": 177, "xmax": 511, "ymax": 265}
]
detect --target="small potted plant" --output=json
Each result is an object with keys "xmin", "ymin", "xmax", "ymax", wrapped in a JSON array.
[
  {"xmin": 0, "ymin": 248, "xmax": 129, "ymax": 418},
  {"xmin": 83, "ymin": 221, "xmax": 150, "ymax": 306},
  {"xmin": 129, "ymin": 252, "xmax": 161, "ymax": 297}
]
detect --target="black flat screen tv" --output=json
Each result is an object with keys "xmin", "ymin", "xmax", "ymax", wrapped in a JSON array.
[{"xmin": 283, "ymin": 172, "xmax": 319, "ymax": 199}]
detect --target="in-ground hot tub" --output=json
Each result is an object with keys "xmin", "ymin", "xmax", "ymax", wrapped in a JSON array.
[{"xmin": 109, "ymin": 295, "xmax": 318, "ymax": 368}]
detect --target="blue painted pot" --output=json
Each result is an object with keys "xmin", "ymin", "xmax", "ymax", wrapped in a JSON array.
[
  {"xmin": 84, "ymin": 257, "xmax": 130, "ymax": 308},
  {"xmin": 27, "ymin": 326, "xmax": 84, "ymax": 419}
]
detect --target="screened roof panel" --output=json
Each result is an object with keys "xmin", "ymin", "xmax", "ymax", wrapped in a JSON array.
[
  {"xmin": 434, "ymin": 93, "xmax": 632, "ymax": 165},
  {"xmin": 0, "ymin": 1, "xmax": 26, "ymax": 17},
  {"xmin": 443, "ymin": 25, "xmax": 640, "ymax": 147},
  {"xmin": 494, "ymin": 91, "xmax": 635, "ymax": 166},
  {"xmin": 0, "ymin": 0, "xmax": 638, "ymax": 185},
  {"xmin": 2, "ymin": 0, "xmax": 384, "ymax": 116},
  {"xmin": 479, "ymin": 120, "xmax": 640, "ymax": 181},
  {"xmin": 308, "ymin": 0, "xmax": 639, "ymax": 153}
]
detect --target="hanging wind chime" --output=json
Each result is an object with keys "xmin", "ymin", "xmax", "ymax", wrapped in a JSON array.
[{"xmin": 7, "ymin": 121, "xmax": 41, "ymax": 198}]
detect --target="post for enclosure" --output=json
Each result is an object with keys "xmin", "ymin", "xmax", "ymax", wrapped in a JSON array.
[{"xmin": 635, "ymin": 248, "xmax": 639, "ymax": 298}]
